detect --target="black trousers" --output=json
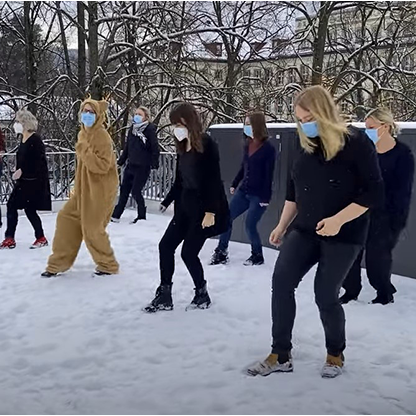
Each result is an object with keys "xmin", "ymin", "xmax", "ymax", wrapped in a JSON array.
[
  {"xmin": 343, "ymin": 225, "xmax": 401, "ymax": 299},
  {"xmin": 159, "ymin": 192, "xmax": 207, "ymax": 289},
  {"xmin": 5, "ymin": 196, "xmax": 44, "ymax": 239},
  {"xmin": 272, "ymin": 230, "xmax": 361, "ymax": 357},
  {"xmin": 113, "ymin": 164, "xmax": 150, "ymax": 219}
]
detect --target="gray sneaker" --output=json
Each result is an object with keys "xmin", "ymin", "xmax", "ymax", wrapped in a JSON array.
[
  {"xmin": 246, "ymin": 353, "xmax": 293, "ymax": 376},
  {"xmin": 321, "ymin": 354, "xmax": 344, "ymax": 378}
]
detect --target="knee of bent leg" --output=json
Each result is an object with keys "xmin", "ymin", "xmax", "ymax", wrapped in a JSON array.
[{"xmin": 181, "ymin": 244, "xmax": 197, "ymax": 264}]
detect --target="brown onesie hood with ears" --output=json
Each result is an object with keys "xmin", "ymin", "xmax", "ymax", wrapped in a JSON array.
[{"xmin": 46, "ymin": 98, "xmax": 119, "ymax": 275}]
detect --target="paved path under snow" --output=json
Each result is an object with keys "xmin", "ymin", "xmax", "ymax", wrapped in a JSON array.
[{"xmin": 0, "ymin": 211, "xmax": 415, "ymax": 414}]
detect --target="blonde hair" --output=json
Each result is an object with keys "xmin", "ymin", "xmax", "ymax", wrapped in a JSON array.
[
  {"xmin": 16, "ymin": 108, "xmax": 38, "ymax": 132},
  {"xmin": 365, "ymin": 107, "xmax": 399, "ymax": 137},
  {"xmin": 138, "ymin": 106, "xmax": 151, "ymax": 122},
  {"xmin": 294, "ymin": 86, "xmax": 348, "ymax": 161}
]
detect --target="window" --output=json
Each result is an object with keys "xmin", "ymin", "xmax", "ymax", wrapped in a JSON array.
[
  {"xmin": 253, "ymin": 68, "xmax": 262, "ymax": 87},
  {"xmin": 403, "ymin": 55, "xmax": 414, "ymax": 71},
  {"xmin": 242, "ymin": 96, "xmax": 250, "ymax": 109},
  {"xmin": 276, "ymin": 71, "xmax": 284, "ymax": 85},
  {"xmin": 288, "ymin": 68, "xmax": 296, "ymax": 84},
  {"xmin": 242, "ymin": 69, "xmax": 251, "ymax": 84},
  {"xmin": 301, "ymin": 65, "xmax": 310, "ymax": 83},
  {"xmin": 265, "ymin": 68, "xmax": 272, "ymax": 82},
  {"xmin": 340, "ymin": 101, "xmax": 349, "ymax": 113},
  {"xmin": 214, "ymin": 69, "xmax": 223, "ymax": 81},
  {"xmin": 276, "ymin": 96, "xmax": 284, "ymax": 114}
]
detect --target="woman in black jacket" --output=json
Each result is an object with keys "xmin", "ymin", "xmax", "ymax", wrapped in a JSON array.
[
  {"xmin": 0, "ymin": 109, "xmax": 51, "ymax": 249},
  {"xmin": 112, "ymin": 106, "xmax": 160, "ymax": 223},
  {"xmin": 341, "ymin": 108, "xmax": 414, "ymax": 305},
  {"xmin": 247, "ymin": 86, "xmax": 383, "ymax": 379},
  {"xmin": 144, "ymin": 102, "xmax": 229, "ymax": 313},
  {"xmin": 210, "ymin": 111, "xmax": 276, "ymax": 266}
]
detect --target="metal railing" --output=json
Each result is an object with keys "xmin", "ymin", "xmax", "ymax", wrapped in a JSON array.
[{"xmin": 0, "ymin": 151, "xmax": 176, "ymax": 204}]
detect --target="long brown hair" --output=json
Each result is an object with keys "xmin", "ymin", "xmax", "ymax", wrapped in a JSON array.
[
  {"xmin": 294, "ymin": 86, "xmax": 347, "ymax": 161},
  {"xmin": 170, "ymin": 102, "xmax": 203, "ymax": 153},
  {"xmin": 246, "ymin": 110, "xmax": 268, "ymax": 142}
]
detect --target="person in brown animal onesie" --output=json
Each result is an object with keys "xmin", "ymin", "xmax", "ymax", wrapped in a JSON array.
[{"xmin": 42, "ymin": 98, "xmax": 119, "ymax": 277}]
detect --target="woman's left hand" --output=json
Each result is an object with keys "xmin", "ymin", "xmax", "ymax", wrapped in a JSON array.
[
  {"xmin": 12, "ymin": 169, "xmax": 22, "ymax": 181},
  {"xmin": 202, "ymin": 213, "xmax": 215, "ymax": 229},
  {"xmin": 316, "ymin": 216, "xmax": 343, "ymax": 237}
]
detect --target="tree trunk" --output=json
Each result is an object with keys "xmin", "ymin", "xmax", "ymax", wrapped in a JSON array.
[
  {"xmin": 311, "ymin": 2, "xmax": 334, "ymax": 85},
  {"xmin": 87, "ymin": 1, "xmax": 101, "ymax": 99},
  {"xmin": 77, "ymin": 1, "xmax": 87, "ymax": 97},
  {"xmin": 24, "ymin": 1, "xmax": 37, "ymax": 114}
]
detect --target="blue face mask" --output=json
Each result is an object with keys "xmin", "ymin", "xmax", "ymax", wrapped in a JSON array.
[
  {"xmin": 365, "ymin": 128, "xmax": 380, "ymax": 144},
  {"xmin": 244, "ymin": 125, "xmax": 253, "ymax": 138},
  {"xmin": 81, "ymin": 112, "xmax": 96, "ymax": 128},
  {"xmin": 133, "ymin": 115, "xmax": 143, "ymax": 124},
  {"xmin": 300, "ymin": 121, "xmax": 319, "ymax": 138}
]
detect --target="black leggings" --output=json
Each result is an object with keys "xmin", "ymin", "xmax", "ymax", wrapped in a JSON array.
[
  {"xmin": 159, "ymin": 200, "xmax": 207, "ymax": 289},
  {"xmin": 272, "ymin": 230, "xmax": 361, "ymax": 356},
  {"xmin": 5, "ymin": 197, "xmax": 44, "ymax": 239}
]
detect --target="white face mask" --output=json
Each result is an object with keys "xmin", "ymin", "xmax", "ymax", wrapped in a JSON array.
[
  {"xmin": 14, "ymin": 122, "xmax": 24, "ymax": 135},
  {"xmin": 174, "ymin": 126, "xmax": 188, "ymax": 142}
]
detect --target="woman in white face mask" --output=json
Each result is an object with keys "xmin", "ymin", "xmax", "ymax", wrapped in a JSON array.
[
  {"xmin": 0, "ymin": 109, "xmax": 51, "ymax": 250},
  {"xmin": 112, "ymin": 106, "xmax": 160, "ymax": 223},
  {"xmin": 143, "ymin": 102, "xmax": 229, "ymax": 313}
]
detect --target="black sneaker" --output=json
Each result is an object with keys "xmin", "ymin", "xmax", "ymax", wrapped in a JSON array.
[
  {"xmin": 143, "ymin": 284, "xmax": 173, "ymax": 313},
  {"xmin": 370, "ymin": 294, "xmax": 394, "ymax": 305},
  {"xmin": 209, "ymin": 249, "xmax": 229, "ymax": 265},
  {"xmin": 41, "ymin": 271, "xmax": 58, "ymax": 278},
  {"xmin": 92, "ymin": 270, "xmax": 112, "ymax": 277},
  {"xmin": 186, "ymin": 283, "xmax": 211, "ymax": 310},
  {"xmin": 339, "ymin": 292, "xmax": 358, "ymax": 304},
  {"xmin": 243, "ymin": 254, "xmax": 264, "ymax": 266}
]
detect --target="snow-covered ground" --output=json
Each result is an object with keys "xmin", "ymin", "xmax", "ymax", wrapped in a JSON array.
[{"xmin": 1, "ymin": 210, "xmax": 416, "ymax": 415}]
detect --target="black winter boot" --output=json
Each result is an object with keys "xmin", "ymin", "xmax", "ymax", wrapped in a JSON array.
[
  {"xmin": 243, "ymin": 253, "xmax": 264, "ymax": 266},
  {"xmin": 143, "ymin": 284, "xmax": 173, "ymax": 313},
  {"xmin": 132, "ymin": 207, "xmax": 147, "ymax": 223},
  {"xmin": 186, "ymin": 283, "xmax": 211, "ymax": 311},
  {"xmin": 209, "ymin": 248, "xmax": 229, "ymax": 265},
  {"xmin": 339, "ymin": 292, "xmax": 358, "ymax": 304}
]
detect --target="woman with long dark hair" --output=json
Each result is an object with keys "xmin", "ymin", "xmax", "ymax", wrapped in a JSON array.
[
  {"xmin": 0, "ymin": 109, "xmax": 51, "ymax": 249},
  {"xmin": 247, "ymin": 86, "xmax": 383, "ymax": 379},
  {"xmin": 144, "ymin": 102, "xmax": 229, "ymax": 313},
  {"xmin": 341, "ymin": 108, "xmax": 414, "ymax": 305},
  {"xmin": 210, "ymin": 111, "xmax": 276, "ymax": 266},
  {"xmin": 112, "ymin": 106, "xmax": 159, "ymax": 223}
]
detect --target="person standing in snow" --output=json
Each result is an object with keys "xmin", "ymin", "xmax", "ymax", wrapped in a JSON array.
[
  {"xmin": 210, "ymin": 110, "xmax": 276, "ymax": 266},
  {"xmin": 341, "ymin": 108, "xmax": 414, "ymax": 305},
  {"xmin": 0, "ymin": 109, "xmax": 51, "ymax": 250},
  {"xmin": 41, "ymin": 98, "xmax": 119, "ymax": 278},
  {"xmin": 0, "ymin": 128, "xmax": 5, "ymax": 228},
  {"xmin": 247, "ymin": 86, "xmax": 384, "ymax": 379},
  {"xmin": 112, "ymin": 106, "xmax": 160, "ymax": 223},
  {"xmin": 144, "ymin": 102, "xmax": 229, "ymax": 313}
]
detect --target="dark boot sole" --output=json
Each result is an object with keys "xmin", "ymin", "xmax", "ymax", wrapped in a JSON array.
[{"xmin": 143, "ymin": 305, "xmax": 174, "ymax": 313}]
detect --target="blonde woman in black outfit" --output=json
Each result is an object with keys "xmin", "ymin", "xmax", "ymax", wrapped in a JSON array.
[
  {"xmin": 341, "ymin": 108, "xmax": 414, "ymax": 305},
  {"xmin": 144, "ymin": 103, "xmax": 229, "ymax": 313},
  {"xmin": 247, "ymin": 86, "xmax": 383, "ymax": 379}
]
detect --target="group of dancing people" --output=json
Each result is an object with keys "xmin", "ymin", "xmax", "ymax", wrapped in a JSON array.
[{"xmin": 0, "ymin": 85, "xmax": 414, "ymax": 378}]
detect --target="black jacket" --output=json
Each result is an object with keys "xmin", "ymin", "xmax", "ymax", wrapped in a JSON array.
[
  {"xmin": 375, "ymin": 140, "xmax": 414, "ymax": 233},
  {"xmin": 11, "ymin": 133, "xmax": 51, "ymax": 211},
  {"xmin": 232, "ymin": 140, "xmax": 276, "ymax": 203},
  {"xmin": 287, "ymin": 128, "xmax": 384, "ymax": 245},
  {"xmin": 162, "ymin": 134, "xmax": 229, "ymax": 238},
  {"xmin": 118, "ymin": 123, "xmax": 160, "ymax": 169}
]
